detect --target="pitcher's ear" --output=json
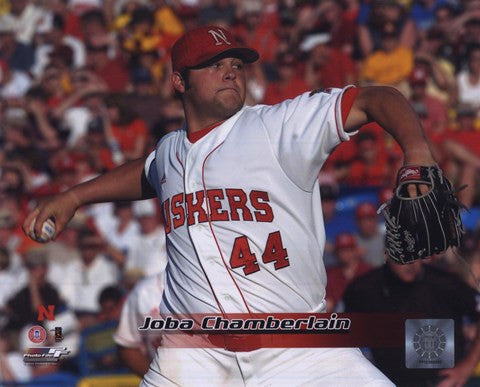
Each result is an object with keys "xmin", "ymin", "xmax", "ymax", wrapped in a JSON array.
[{"xmin": 171, "ymin": 72, "xmax": 185, "ymax": 93}]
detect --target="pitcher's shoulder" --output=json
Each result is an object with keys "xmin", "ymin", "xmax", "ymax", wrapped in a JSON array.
[{"xmin": 156, "ymin": 127, "xmax": 185, "ymax": 149}]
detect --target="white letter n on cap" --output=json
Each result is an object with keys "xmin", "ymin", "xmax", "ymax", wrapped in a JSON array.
[{"xmin": 208, "ymin": 29, "xmax": 231, "ymax": 46}]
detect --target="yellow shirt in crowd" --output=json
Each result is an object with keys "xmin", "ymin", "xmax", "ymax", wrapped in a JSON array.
[{"xmin": 361, "ymin": 46, "xmax": 414, "ymax": 85}]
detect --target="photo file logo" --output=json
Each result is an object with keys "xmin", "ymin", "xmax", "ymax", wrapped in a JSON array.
[
  {"xmin": 405, "ymin": 319, "xmax": 454, "ymax": 369},
  {"xmin": 23, "ymin": 347, "xmax": 70, "ymax": 364}
]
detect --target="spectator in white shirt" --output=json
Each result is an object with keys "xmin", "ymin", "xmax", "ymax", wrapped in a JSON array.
[
  {"xmin": 354, "ymin": 202, "xmax": 386, "ymax": 268},
  {"xmin": 0, "ymin": 60, "xmax": 31, "ymax": 101},
  {"xmin": 105, "ymin": 201, "xmax": 140, "ymax": 257},
  {"xmin": 32, "ymin": 13, "xmax": 86, "ymax": 78},
  {"xmin": 61, "ymin": 228, "xmax": 119, "ymax": 318},
  {"xmin": 126, "ymin": 200, "xmax": 167, "ymax": 276},
  {"xmin": 114, "ymin": 273, "xmax": 164, "ymax": 376},
  {"xmin": 0, "ymin": 330, "xmax": 32, "ymax": 384}
]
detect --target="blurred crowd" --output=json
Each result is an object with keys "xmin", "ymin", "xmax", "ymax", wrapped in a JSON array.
[{"xmin": 2, "ymin": 0, "xmax": 480, "ymax": 384}]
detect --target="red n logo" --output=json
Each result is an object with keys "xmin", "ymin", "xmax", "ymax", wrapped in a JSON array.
[{"xmin": 37, "ymin": 305, "xmax": 55, "ymax": 321}]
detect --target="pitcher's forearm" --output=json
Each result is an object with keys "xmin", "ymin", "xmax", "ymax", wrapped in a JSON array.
[
  {"xmin": 68, "ymin": 157, "xmax": 155, "ymax": 206},
  {"xmin": 352, "ymin": 86, "xmax": 435, "ymax": 165},
  {"xmin": 24, "ymin": 157, "xmax": 156, "ymax": 240}
]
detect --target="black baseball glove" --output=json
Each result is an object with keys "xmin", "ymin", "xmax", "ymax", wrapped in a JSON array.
[{"xmin": 378, "ymin": 165, "xmax": 464, "ymax": 264}]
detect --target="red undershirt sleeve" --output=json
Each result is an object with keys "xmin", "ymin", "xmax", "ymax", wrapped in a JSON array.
[{"xmin": 341, "ymin": 87, "xmax": 360, "ymax": 126}]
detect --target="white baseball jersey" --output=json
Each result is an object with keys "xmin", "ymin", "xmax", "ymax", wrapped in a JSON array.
[
  {"xmin": 141, "ymin": 86, "xmax": 394, "ymax": 387},
  {"xmin": 145, "ymin": 87, "xmax": 355, "ymax": 317},
  {"xmin": 114, "ymin": 273, "xmax": 164, "ymax": 358}
]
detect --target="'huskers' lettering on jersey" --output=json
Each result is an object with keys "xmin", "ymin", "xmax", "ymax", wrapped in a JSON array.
[{"xmin": 162, "ymin": 189, "xmax": 274, "ymax": 233}]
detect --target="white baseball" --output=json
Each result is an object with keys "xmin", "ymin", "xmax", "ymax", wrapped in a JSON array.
[{"xmin": 29, "ymin": 218, "xmax": 56, "ymax": 243}]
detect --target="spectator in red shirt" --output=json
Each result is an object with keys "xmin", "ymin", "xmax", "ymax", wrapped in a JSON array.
[
  {"xmin": 444, "ymin": 105, "xmax": 480, "ymax": 158},
  {"xmin": 346, "ymin": 131, "xmax": 391, "ymax": 187},
  {"xmin": 77, "ymin": 116, "xmax": 119, "ymax": 172},
  {"xmin": 409, "ymin": 66, "xmax": 449, "ymax": 136},
  {"xmin": 32, "ymin": 151, "xmax": 79, "ymax": 198},
  {"xmin": 326, "ymin": 233, "xmax": 372, "ymax": 312},
  {"xmin": 314, "ymin": 0, "xmax": 358, "ymax": 56},
  {"xmin": 301, "ymin": 32, "xmax": 357, "ymax": 89},
  {"xmin": 262, "ymin": 52, "xmax": 309, "ymax": 105},
  {"xmin": 234, "ymin": 1, "xmax": 280, "ymax": 67},
  {"xmin": 104, "ymin": 95, "xmax": 149, "ymax": 161},
  {"xmin": 49, "ymin": 0, "xmax": 83, "ymax": 40},
  {"xmin": 85, "ymin": 36, "xmax": 130, "ymax": 93},
  {"xmin": 443, "ymin": 104, "xmax": 480, "ymax": 207},
  {"xmin": 408, "ymin": 66, "xmax": 449, "ymax": 161}
]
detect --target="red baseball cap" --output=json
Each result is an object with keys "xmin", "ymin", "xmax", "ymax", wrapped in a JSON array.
[
  {"xmin": 171, "ymin": 25, "xmax": 259, "ymax": 73},
  {"xmin": 335, "ymin": 233, "xmax": 357, "ymax": 250},
  {"xmin": 409, "ymin": 67, "xmax": 428, "ymax": 85},
  {"xmin": 379, "ymin": 187, "xmax": 394, "ymax": 204},
  {"xmin": 355, "ymin": 202, "xmax": 377, "ymax": 219}
]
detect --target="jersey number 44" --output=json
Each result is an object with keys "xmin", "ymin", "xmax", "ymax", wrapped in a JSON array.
[{"xmin": 230, "ymin": 231, "xmax": 289, "ymax": 275}]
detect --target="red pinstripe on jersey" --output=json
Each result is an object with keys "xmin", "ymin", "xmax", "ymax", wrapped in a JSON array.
[{"xmin": 201, "ymin": 142, "xmax": 253, "ymax": 315}]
